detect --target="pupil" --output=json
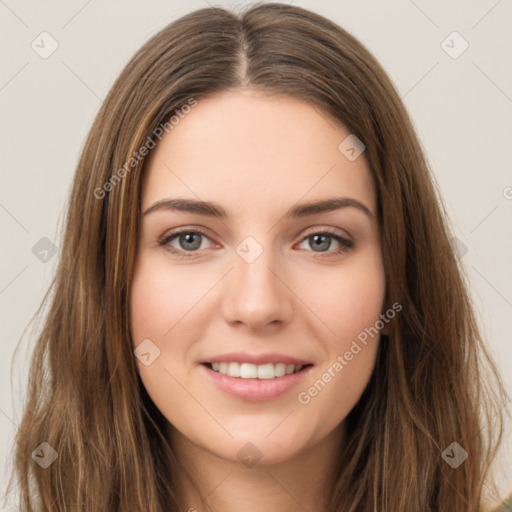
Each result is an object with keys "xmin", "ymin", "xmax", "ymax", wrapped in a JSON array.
[
  {"xmin": 180, "ymin": 233, "xmax": 201, "ymax": 250},
  {"xmin": 311, "ymin": 234, "xmax": 330, "ymax": 252}
]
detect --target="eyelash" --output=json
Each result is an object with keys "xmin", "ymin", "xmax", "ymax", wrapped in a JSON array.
[{"xmin": 158, "ymin": 227, "xmax": 354, "ymax": 259}]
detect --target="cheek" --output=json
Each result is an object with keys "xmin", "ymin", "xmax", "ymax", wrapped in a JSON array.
[
  {"xmin": 129, "ymin": 257, "xmax": 199, "ymax": 406},
  {"xmin": 294, "ymin": 255, "xmax": 385, "ymax": 421},
  {"xmin": 130, "ymin": 271, "xmax": 171, "ymax": 344},
  {"xmin": 129, "ymin": 258, "xmax": 205, "ymax": 425},
  {"xmin": 302, "ymin": 255, "xmax": 386, "ymax": 347},
  {"xmin": 130, "ymin": 256, "xmax": 207, "ymax": 344}
]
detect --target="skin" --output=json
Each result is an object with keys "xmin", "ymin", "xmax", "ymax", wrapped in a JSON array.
[{"xmin": 130, "ymin": 88, "xmax": 386, "ymax": 512}]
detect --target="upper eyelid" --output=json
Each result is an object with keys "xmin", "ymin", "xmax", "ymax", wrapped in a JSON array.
[{"xmin": 301, "ymin": 226, "xmax": 350, "ymax": 238}]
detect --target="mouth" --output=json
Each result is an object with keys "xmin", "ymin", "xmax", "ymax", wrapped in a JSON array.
[
  {"xmin": 202, "ymin": 361, "xmax": 312, "ymax": 379},
  {"xmin": 199, "ymin": 359, "xmax": 314, "ymax": 401}
]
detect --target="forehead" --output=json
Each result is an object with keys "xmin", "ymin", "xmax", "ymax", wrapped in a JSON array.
[{"xmin": 141, "ymin": 89, "xmax": 376, "ymax": 216}]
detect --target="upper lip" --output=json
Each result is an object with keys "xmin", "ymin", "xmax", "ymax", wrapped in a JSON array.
[{"xmin": 200, "ymin": 352, "xmax": 313, "ymax": 366}]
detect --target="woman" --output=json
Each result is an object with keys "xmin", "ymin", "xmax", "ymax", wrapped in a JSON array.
[{"xmin": 7, "ymin": 3, "xmax": 509, "ymax": 511}]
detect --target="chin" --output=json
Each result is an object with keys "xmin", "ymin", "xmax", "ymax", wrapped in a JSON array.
[{"xmin": 190, "ymin": 418, "xmax": 318, "ymax": 467}]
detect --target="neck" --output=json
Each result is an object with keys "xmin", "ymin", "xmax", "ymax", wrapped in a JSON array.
[{"xmin": 168, "ymin": 424, "xmax": 345, "ymax": 512}]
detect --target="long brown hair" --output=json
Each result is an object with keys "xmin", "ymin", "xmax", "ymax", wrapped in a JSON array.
[{"xmin": 7, "ymin": 3, "xmax": 507, "ymax": 511}]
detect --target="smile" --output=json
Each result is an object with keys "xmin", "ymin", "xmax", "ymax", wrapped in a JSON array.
[
  {"xmin": 200, "ymin": 360, "xmax": 313, "ymax": 401},
  {"xmin": 207, "ymin": 361, "xmax": 306, "ymax": 379}
]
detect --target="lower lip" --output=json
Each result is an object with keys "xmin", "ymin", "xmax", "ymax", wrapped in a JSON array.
[{"xmin": 199, "ymin": 364, "xmax": 313, "ymax": 401}]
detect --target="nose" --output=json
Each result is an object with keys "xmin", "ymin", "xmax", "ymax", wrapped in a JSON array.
[{"xmin": 221, "ymin": 241, "xmax": 294, "ymax": 332}]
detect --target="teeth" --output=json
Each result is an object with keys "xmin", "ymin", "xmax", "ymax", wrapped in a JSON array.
[
  {"xmin": 240, "ymin": 363, "xmax": 257, "ymax": 378},
  {"xmin": 209, "ymin": 362, "xmax": 305, "ymax": 379},
  {"xmin": 227, "ymin": 362, "xmax": 240, "ymax": 377},
  {"xmin": 274, "ymin": 363, "xmax": 286, "ymax": 377},
  {"xmin": 257, "ymin": 363, "xmax": 274, "ymax": 380}
]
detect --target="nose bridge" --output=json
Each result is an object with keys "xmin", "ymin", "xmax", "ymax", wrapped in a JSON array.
[{"xmin": 221, "ymin": 233, "xmax": 293, "ymax": 329}]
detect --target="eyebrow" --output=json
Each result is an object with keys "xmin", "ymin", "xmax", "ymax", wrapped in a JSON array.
[{"xmin": 142, "ymin": 196, "xmax": 374, "ymax": 220}]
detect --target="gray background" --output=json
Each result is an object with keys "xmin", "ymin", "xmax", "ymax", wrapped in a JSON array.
[{"xmin": 1, "ymin": 0, "xmax": 511, "ymax": 506}]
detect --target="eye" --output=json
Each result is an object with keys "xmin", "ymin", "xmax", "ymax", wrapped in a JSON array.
[
  {"xmin": 158, "ymin": 227, "xmax": 354, "ymax": 259},
  {"xmin": 159, "ymin": 228, "xmax": 214, "ymax": 257},
  {"xmin": 297, "ymin": 229, "xmax": 354, "ymax": 257}
]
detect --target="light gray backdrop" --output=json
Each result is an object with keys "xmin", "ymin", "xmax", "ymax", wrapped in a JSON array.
[{"xmin": 1, "ymin": 0, "xmax": 511, "ymax": 507}]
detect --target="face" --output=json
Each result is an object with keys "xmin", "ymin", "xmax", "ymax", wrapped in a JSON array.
[{"xmin": 130, "ymin": 88, "xmax": 386, "ymax": 466}]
